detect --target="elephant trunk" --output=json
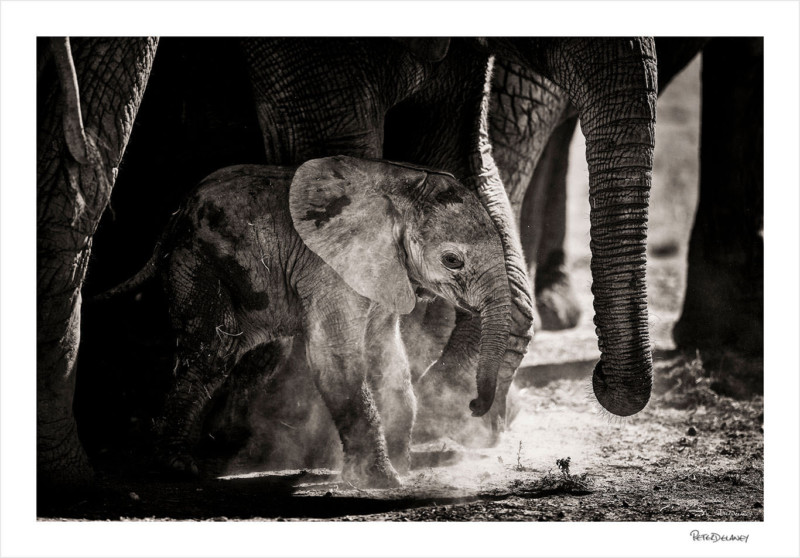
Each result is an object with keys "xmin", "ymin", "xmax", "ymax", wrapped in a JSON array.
[
  {"xmin": 584, "ymin": 39, "xmax": 656, "ymax": 416},
  {"xmin": 546, "ymin": 38, "xmax": 658, "ymax": 416},
  {"xmin": 470, "ymin": 274, "xmax": 512, "ymax": 417}
]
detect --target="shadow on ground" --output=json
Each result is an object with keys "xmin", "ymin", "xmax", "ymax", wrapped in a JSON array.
[
  {"xmin": 38, "ymin": 457, "xmax": 592, "ymax": 521},
  {"xmin": 40, "ymin": 349, "xmax": 763, "ymax": 522}
]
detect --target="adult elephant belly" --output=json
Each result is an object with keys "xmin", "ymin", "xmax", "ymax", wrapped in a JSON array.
[{"xmin": 241, "ymin": 37, "xmax": 438, "ymax": 164}]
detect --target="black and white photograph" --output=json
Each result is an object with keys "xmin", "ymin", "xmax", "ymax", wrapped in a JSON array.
[{"xmin": 1, "ymin": 1, "xmax": 798, "ymax": 557}]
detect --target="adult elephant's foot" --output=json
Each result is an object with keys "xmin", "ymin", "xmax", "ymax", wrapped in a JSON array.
[
  {"xmin": 534, "ymin": 252, "xmax": 581, "ymax": 331},
  {"xmin": 163, "ymin": 454, "xmax": 201, "ymax": 478},
  {"xmin": 37, "ymin": 414, "xmax": 96, "ymax": 507},
  {"xmin": 157, "ymin": 443, "xmax": 201, "ymax": 478},
  {"xmin": 341, "ymin": 454, "xmax": 402, "ymax": 488}
]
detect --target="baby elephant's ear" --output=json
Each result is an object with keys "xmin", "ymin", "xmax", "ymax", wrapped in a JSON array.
[{"xmin": 290, "ymin": 156, "xmax": 417, "ymax": 315}]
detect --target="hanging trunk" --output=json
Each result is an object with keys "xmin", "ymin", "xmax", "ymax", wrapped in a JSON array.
[
  {"xmin": 531, "ymin": 38, "xmax": 658, "ymax": 416},
  {"xmin": 467, "ymin": 56, "xmax": 534, "ymax": 420}
]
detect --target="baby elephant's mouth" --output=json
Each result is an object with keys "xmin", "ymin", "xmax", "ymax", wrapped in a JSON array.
[
  {"xmin": 454, "ymin": 296, "xmax": 479, "ymax": 316},
  {"xmin": 412, "ymin": 283, "xmax": 477, "ymax": 315},
  {"xmin": 414, "ymin": 285, "xmax": 438, "ymax": 302}
]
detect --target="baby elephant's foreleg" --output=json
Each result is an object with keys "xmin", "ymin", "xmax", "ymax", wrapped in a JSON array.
[
  {"xmin": 366, "ymin": 311, "xmax": 416, "ymax": 474},
  {"xmin": 305, "ymin": 307, "xmax": 400, "ymax": 488}
]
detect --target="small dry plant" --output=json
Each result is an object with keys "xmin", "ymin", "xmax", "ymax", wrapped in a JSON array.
[
  {"xmin": 540, "ymin": 456, "xmax": 591, "ymax": 493},
  {"xmin": 513, "ymin": 441, "xmax": 535, "ymax": 472}
]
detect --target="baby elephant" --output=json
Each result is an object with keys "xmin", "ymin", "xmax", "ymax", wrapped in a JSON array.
[{"xmin": 103, "ymin": 156, "xmax": 511, "ymax": 488}]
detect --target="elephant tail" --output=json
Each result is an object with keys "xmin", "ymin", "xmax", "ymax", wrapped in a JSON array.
[
  {"xmin": 88, "ymin": 196, "xmax": 189, "ymax": 305},
  {"xmin": 87, "ymin": 244, "xmax": 163, "ymax": 304}
]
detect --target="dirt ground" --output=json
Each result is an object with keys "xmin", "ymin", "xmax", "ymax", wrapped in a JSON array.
[
  {"xmin": 42, "ymin": 350, "xmax": 763, "ymax": 522},
  {"xmin": 39, "ymin": 55, "xmax": 763, "ymax": 522}
]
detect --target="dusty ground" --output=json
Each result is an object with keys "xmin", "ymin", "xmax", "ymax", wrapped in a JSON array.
[{"xmin": 40, "ymin": 55, "xmax": 763, "ymax": 522}]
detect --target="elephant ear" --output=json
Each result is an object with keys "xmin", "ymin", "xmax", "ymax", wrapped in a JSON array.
[{"xmin": 290, "ymin": 156, "xmax": 418, "ymax": 314}]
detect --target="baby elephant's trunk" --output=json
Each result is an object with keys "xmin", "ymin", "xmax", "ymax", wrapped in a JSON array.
[{"xmin": 470, "ymin": 276, "xmax": 512, "ymax": 417}]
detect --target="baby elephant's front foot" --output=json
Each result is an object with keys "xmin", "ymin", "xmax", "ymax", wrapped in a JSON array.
[{"xmin": 342, "ymin": 455, "xmax": 402, "ymax": 489}]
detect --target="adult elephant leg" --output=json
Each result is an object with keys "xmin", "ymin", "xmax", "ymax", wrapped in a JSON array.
[
  {"xmin": 673, "ymin": 38, "xmax": 763, "ymax": 353},
  {"xmin": 523, "ymin": 115, "xmax": 581, "ymax": 330},
  {"xmin": 38, "ymin": 37, "xmax": 158, "ymax": 497},
  {"xmin": 489, "ymin": 60, "xmax": 577, "ymax": 331}
]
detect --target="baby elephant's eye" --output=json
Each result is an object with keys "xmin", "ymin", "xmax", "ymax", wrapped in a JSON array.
[{"xmin": 441, "ymin": 251, "xmax": 464, "ymax": 270}]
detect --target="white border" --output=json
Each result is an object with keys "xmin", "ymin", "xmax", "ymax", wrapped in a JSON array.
[{"xmin": 2, "ymin": 1, "xmax": 798, "ymax": 557}]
